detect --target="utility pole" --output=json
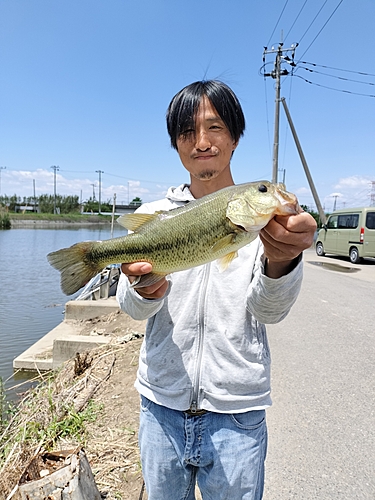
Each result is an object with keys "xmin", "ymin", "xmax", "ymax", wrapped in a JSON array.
[
  {"xmin": 111, "ymin": 193, "xmax": 116, "ymax": 238},
  {"xmin": 33, "ymin": 179, "xmax": 36, "ymax": 212},
  {"xmin": 91, "ymin": 183, "xmax": 96, "ymax": 201},
  {"xmin": 50, "ymin": 165, "xmax": 59, "ymax": 214},
  {"xmin": 96, "ymin": 170, "xmax": 104, "ymax": 214},
  {"xmin": 332, "ymin": 195, "xmax": 338, "ymax": 212},
  {"xmin": 278, "ymin": 168, "xmax": 286, "ymax": 185},
  {"xmin": 369, "ymin": 181, "xmax": 375, "ymax": 206},
  {"xmin": 0, "ymin": 166, "xmax": 6, "ymax": 195},
  {"xmin": 263, "ymin": 39, "xmax": 298, "ymax": 182}
]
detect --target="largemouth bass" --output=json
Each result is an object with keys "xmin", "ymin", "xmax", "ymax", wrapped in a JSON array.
[{"xmin": 47, "ymin": 181, "xmax": 300, "ymax": 295}]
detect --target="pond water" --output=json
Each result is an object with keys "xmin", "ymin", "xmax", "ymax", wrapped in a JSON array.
[{"xmin": 0, "ymin": 224, "xmax": 126, "ymax": 400}]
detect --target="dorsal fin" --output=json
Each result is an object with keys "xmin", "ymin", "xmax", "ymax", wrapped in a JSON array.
[{"xmin": 116, "ymin": 213, "xmax": 157, "ymax": 231}]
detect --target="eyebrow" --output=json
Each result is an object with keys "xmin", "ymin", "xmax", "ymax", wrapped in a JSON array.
[{"xmin": 203, "ymin": 116, "xmax": 224, "ymax": 123}]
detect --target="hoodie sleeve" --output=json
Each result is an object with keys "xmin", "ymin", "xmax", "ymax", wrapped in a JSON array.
[{"xmin": 245, "ymin": 242, "xmax": 303, "ymax": 324}]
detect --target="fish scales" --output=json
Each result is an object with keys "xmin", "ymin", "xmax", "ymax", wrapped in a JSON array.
[
  {"xmin": 86, "ymin": 194, "xmax": 248, "ymax": 273},
  {"xmin": 47, "ymin": 181, "xmax": 299, "ymax": 295}
]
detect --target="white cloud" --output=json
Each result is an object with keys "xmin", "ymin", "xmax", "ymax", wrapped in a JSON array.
[
  {"xmin": 0, "ymin": 168, "xmax": 171, "ymax": 204},
  {"xmin": 334, "ymin": 175, "xmax": 371, "ymax": 190}
]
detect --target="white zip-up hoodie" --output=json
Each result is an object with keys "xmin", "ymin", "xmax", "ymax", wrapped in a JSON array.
[{"xmin": 116, "ymin": 184, "xmax": 303, "ymax": 413}]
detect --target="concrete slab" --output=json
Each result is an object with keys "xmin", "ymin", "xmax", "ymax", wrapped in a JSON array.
[
  {"xmin": 64, "ymin": 298, "xmax": 119, "ymax": 321},
  {"xmin": 52, "ymin": 335, "xmax": 110, "ymax": 369},
  {"xmin": 13, "ymin": 298, "xmax": 120, "ymax": 372},
  {"xmin": 13, "ymin": 321, "xmax": 78, "ymax": 371}
]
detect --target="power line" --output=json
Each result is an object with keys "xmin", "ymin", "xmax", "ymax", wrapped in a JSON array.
[
  {"xmin": 297, "ymin": 0, "xmax": 345, "ymax": 61},
  {"xmin": 298, "ymin": 65, "xmax": 375, "ymax": 87},
  {"xmin": 283, "ymin": 0, "xmax": 309, "ymax": 43},
  {"xmin": 292, "ymin": 73, "xmax": 375, "ymax": 98},
  {"xmin": 266, "ymin": 0, "xmax": 290, "ymax": 48},
  {"xmin": 297, "ymin": 0, "xmax": 329, "ymax": 46},
  {"xmin": 300, "ymin": 60, "xmax": 375, "ymax": 78}
]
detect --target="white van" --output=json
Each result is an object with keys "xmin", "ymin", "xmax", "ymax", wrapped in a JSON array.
[{"xmin": 315, "ymin": 207, "xmax": 375, "ymax": 263}]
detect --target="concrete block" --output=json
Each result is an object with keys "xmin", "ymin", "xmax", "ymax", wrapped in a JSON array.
[
  {"xmin": 13, "ymin": 321, "xmax": 78, "ymax": 372},
  {"xmin": 53, "ymin": 335, "xmax": 110, "ymax": 368},
  {"xmin": 64, "ymin": 298, "xmax": 119, "ymax": 321}
]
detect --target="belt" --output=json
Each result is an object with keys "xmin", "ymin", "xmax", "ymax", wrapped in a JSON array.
[{"xmin": 184, "ymin": 408, "xmax": 208, "ymax": 417}]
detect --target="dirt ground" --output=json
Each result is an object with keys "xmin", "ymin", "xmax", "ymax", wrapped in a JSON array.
[{"xmin": 75, "ymin": 310, "xmax": 148, "ymax": 499}]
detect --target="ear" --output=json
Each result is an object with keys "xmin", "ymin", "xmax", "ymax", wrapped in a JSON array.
[{"xmin": 232, "ymin": 139, "xmax": 239, "ymax": 151}]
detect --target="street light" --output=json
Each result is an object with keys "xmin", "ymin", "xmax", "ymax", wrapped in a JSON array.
[{"xmin": 0, "ymin": 166, "xmax": 6, "ymax": 195}]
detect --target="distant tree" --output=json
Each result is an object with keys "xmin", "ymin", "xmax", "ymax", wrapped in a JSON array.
[
  {"xmin": 300, "ymin": 204, "xmax": 326, "ymax": 227},
  {"xmin": 83, "ymin": 197, "xmax": 112, "ymax": 213},
  {"xmin": 38, "ymin": 194, "xmax": 80, "ymax": 214}
]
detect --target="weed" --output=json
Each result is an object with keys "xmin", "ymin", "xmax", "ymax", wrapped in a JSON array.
[{"xmin": 0, "ymin": 209, "xmax": 11, "ymax": 229}]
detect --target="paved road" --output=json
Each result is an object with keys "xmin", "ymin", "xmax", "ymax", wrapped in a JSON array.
[{"xmin": 263, "ymin": 248, "xmax": 375, "ymax": 500}]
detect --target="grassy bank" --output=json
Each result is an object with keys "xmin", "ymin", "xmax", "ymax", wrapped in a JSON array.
[{"xmin": 9, "ymin": 213, "xmax": 112, "ymax": 224}]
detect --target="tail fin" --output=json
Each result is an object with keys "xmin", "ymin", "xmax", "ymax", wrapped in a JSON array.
[{"xmin": 47, "ymin": 241, "xmax": 101, "ymax": 295}]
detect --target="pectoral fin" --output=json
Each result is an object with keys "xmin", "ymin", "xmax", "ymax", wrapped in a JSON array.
[
  {"xmin": 216, "ymin": 251, "xmax": 238, "ymax": 272},
  {"xmin": 211, "ymin": 233, "xmax": 238, "ymax": 253}
]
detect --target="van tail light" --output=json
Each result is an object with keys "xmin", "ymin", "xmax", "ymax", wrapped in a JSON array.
[{"xmin": 360, "ymin": 227, "xmax": 365, "ymax": 243}]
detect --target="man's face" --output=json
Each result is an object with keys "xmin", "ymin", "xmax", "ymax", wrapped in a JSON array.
[{"xmin": 176, "ymin": 96, "xmax": 238, "ymax": 183}]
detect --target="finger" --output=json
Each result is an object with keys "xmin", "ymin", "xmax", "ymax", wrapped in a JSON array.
[
  {"xmin": 260, "ymin": 231, "xmax": 300, "ymax": 261},
  {"xmin": 121, "ymin": 262, "xmax": 152, "ymax": 275}
]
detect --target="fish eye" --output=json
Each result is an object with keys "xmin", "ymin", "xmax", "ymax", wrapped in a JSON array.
[{"xmin": 258, "ymin": 184, "xmax": 268, "ymax": 193}]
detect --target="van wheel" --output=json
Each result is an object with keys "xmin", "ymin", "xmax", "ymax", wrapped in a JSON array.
[
  {"xmin": 316, "ymin": 242, "xmax": 325, "ymax": 256},
  {"xmin": 349, "ymin": 247, "xmax": 362, "ymax": 264}
]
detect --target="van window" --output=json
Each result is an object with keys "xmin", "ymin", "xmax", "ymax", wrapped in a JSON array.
[
  {"xmin": 327, "ymin": 215, "xmax": 338, "ymax": 228},
  {"xmin": 366, "ymin": 212, "xmax": 375, "ymax": 230},
  {"xmin": 337, "ymin": 214, "xmax": 359, "ymax": 229}
]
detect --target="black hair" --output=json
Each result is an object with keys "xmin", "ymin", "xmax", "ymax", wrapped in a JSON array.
[{"xmin": 166, "ymin": 80, "xmax": 246, "ymax": 150}]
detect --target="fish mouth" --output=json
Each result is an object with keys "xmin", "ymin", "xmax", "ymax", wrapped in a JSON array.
[{"xmin": 274, "ymin": 190, "xmax": 300, "ymax": 215}]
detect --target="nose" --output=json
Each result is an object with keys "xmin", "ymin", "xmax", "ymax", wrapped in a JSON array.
[{"xmin": 195, "ymin": 129, "xmax": 211, "ymax": 151}]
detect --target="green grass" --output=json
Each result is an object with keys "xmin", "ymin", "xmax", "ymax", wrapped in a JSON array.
[
  {"xmin": 9, "ymin": 212, "xmax": 111, "ymax": 223},
  {"xmin": 0, "ymin": 372, "xmax": 104, "ymax": 465}
]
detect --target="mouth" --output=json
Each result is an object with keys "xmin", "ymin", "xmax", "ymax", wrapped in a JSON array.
[{"xmin": 194, "ymin": 154, "xmax": 216, "ymax": 160}]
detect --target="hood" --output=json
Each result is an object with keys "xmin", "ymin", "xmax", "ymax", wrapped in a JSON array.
[{"xmin": 166, "ymin": 184, "xmax": 195, "ymax": 203}]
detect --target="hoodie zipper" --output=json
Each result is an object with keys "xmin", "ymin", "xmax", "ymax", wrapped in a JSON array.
[{"xmin": 189, "ymin": 263, "xmax": 210, "ymax": 412}]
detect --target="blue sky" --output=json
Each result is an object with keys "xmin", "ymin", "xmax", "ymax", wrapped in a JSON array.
[{"xmin": 1, "ymin": 0, "xmax": 374, "ymax": 212}]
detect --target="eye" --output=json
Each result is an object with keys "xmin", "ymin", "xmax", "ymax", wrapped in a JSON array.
[{"xmin": 258, "ymin": 184, "xmax": 268, "ymax": 193}]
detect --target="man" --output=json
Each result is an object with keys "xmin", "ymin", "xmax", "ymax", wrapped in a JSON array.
[{"xmin": 116, "ymin": 80, "xmax": 316, "ymax": 499}]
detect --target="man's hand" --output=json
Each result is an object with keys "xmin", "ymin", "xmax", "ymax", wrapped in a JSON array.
[
  {"xmin": 260, "ymin": 211, "xmax": 317, "ymax": 278},
  {"xmin": 120, "ymin": 262, "xmax": 169, "ymax": 299}
]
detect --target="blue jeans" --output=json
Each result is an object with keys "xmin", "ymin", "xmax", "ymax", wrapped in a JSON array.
[{"xmin": 139, "ymin": 396, "xmax": 268, "ymax": 500}]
